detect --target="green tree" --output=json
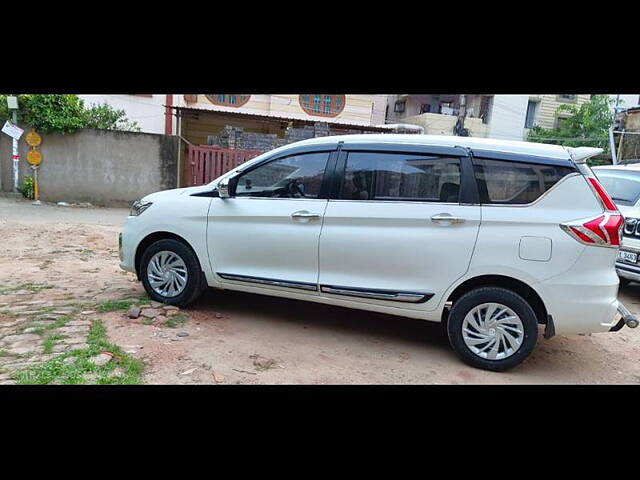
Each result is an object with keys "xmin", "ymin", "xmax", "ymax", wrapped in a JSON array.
[
  {"xmin": 0, "ymin": 94, "xmax": 140, "ymax": 133},
  {"xmin": 19, "ymin": 94, "xmax": 86, "ymax": 133},
  {"xmin": 527, "ymin": 95, "xmax": 615, "ymax": 153},
  {"xmin": 83, "ymin": 102, "xmax": 140, "ymax": 131}
]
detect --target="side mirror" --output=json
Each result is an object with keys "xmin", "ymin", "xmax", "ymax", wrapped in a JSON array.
[
  {"xmin": 217, "ymin": 175, "xmax": 239, "ymax": 198},
  {"xmin": 218, "ymin": 178, "xmax": 231, "ymax": 198}
]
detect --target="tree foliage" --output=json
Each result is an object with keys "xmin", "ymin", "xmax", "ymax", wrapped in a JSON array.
[
  {"xmin": 0, "ymin": 94, "xmax": 140, "ymax": 133},
  {"xmin": 527, "ymin": 95, "xmax": 615, "ymax": 152}
]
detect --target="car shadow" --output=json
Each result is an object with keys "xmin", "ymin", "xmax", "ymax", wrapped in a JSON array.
[{"xmin": 189, "ymin": 287, "xmax": 452, "ymax": 352}]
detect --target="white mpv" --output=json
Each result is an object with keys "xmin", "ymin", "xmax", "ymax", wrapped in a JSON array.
[{"xmin": 119, "ymin": 135, "xmax": 638, "ymax": 371}]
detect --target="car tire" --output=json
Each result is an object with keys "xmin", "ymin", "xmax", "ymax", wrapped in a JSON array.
[
  {"xmin": 447, "ymin": 287, "xmax": 538, "ymax": 371},
  {"xmin": 139, "ymin": 238, "xmax": 206, "ymax": 307}
]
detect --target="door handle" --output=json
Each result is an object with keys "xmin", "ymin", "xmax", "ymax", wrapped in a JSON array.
[
  {"xmin": 431, "ymin": 213, "xmax": 465, "ymax": 224},
  {"xmin": 291, "ymin": 210, "xmax": 321, "ymax": 219}
]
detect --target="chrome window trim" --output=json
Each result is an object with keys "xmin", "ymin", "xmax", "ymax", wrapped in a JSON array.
[
  {"xmin": 326, "ymin": 199, "xmax": 465, "ymax": 206},
  {"xmin": 230, "ymin": 197, "xmax": 328, "ymax": 202}
]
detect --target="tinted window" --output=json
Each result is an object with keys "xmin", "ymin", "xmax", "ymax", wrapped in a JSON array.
[
  {"xmin": 595, "ymin": 169, "xmax": 640, "ymax": 206},
  {"xmin": 473, "ymin": 158, "xmax": 575, "ymax": 204},
  {"xmin": 235, "ymin": 152, "xmax": 329, "ymax": 199},
  {"xmin": 340, "ymin": 152, "xmax": 461, "ymax": 202}
]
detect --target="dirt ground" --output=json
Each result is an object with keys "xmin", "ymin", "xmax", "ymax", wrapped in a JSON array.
[{"xmin": 1, "ymin": 195, "xmax": 640, "ymax": 384}]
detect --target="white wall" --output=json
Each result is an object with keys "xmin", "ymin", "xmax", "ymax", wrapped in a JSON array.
[
  {"xmin": 78, "ymin": 95, "xmax": 178, "ymax": 134},
  {"xmin": 488, "ymin": 95, "xmax": 529, "ymax": 141},
  {"xmin": 610, "ymin": 94, "xmax": 640, "ymax": 110}
]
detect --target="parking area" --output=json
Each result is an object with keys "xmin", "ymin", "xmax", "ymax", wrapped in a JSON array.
[{"xmin": 1, "ymin": 196, "xmax": 639, "ymax": 384}]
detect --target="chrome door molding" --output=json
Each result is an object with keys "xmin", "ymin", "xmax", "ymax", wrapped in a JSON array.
[
  {"xmin": 217, "ymin": 272, "xmax": 318, "ymax": 291},
  {"xmin": 320, "ymin": 285, "xmax": 433, "ymax": 303}
]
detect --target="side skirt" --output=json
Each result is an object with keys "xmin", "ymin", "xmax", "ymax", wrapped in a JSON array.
[
  {"xmin": 216, "ymin": 273, "xmax": 317, "ymax": 291},
  {"xmin": 320, "ymin": 285, "xmax": 433, "ymax": 304},
  {"xmin": 217, "ymin": 273, "xmax": 433, "ymax": 304}
]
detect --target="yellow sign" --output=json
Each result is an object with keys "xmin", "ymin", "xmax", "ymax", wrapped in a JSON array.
[
  {"xmin": 27, "ymin": 149, "xmax": 42, "ymax": 166},
  {"xmin": 25, "ymin": 130, "xmax": 42, "ymax": 147}
]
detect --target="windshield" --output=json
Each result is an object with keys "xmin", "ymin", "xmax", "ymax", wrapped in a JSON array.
[{"xmin": 595, "ymin": 169, "xmax": 640, "ymax": 206}]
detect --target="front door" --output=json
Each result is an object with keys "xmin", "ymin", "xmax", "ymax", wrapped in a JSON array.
[
  {"xmin": 318, "ymin": 149, "xmax": 481, "ymax": 310},
  {"xmin": 207, "ymin": 150, "xmax": 333, "ymax": 292}
]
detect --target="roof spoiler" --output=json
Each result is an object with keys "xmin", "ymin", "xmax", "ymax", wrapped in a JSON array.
[{"xmin": 565, "ymin": 146, "xmax": 603, "ymax": 164}]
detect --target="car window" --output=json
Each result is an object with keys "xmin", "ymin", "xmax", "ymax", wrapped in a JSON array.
[
  {"xmin": 473, "ymin": 158, "xmax": 575, "ymax": 204},
  {"xmin": 235, "ymin": 152, "xmax": 329, "ymax": 199},
  {"xmin": 339, "ymin": 152, "xmax": 461, "ymax": 202},
  {"xmin": 594, "ymin": 170, "xmax": 640, "ymax": 207}
]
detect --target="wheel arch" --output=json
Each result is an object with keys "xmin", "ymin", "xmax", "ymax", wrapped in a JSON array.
[
  {"xmin": 134, "ymin": 231, "xmax": 201, "ymax": 280},
  {"xmin": 444, "ymin": 274, "xmax": 548, "ymax": 326}
]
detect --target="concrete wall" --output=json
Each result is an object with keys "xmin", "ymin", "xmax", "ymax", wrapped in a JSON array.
[
  {"xmin": 488, "ymin": 95, "xmax": 529, "ymax": 141},
  {"xmin": 0, "ymin": 128, "xmax": 178, "ymax": 207}
]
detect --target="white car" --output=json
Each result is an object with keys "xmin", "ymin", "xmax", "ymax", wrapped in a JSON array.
[
  {"xmin": 119, "ymin": 134, "xmax": 638, "ymax": 371},
  {"xmin": 592, "ymin": 163, "xmax": 640, "ymax": 285}
]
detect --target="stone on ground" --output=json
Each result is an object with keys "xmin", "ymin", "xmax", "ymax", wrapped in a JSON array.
[
  {"xmin": 89, "ymin": 353, "xmax": 112, "ymax": 366},
  {"xmin": 140, "ymin": 308, "xmax": 161, "ymax": 318}
]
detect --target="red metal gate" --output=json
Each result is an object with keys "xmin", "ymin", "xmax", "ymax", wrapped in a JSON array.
[{"xmin": 186, "ymin": 145, "xmax": 262, "ymax": 186}]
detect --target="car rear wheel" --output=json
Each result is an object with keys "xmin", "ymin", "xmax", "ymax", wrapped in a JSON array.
[
  {"xmin": 447, "ymin": 287, "xmax": 538, "ymax": 371},
  {"xmin": 140, "ymin": 238, "xmax": 205, "ymax": 307}
]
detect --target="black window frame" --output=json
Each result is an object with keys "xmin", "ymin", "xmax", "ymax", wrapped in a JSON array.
[
  {"xmin": 329, "ymin": 145, "xmax": 477, "ymax": 204},
  {"xmin": 394, "ymin": 100, "xmax": 406, "ymax": 113},
  {"xmin": 471, "ymin": 154, "xmax": 578, "ymax": 205},
  {"xmin": 198, "ymin": 140, "xmax": 578, "ymax": 206},
  {"xmin": 226, "ymin": 145, "xmax": 340, "ymax": 199}
]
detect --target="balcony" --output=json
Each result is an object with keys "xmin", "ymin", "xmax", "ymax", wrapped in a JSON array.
[{"xmin": 388, "ymin": 94, "xmax": 492, "ymax": 137}]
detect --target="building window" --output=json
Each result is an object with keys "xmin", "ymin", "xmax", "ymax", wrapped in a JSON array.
[
  {"xmin": 299, "ymin": 95, "xmax": 346, "ymax": 118},
  {"xmin": 205, "ymin": 95, "xmax": 251, "ymax": 107},
  {"xmin": 557, "ymin": 94, "xmax": 577, "ymax": 103},
  {"xmin": 525, "ymin": 100, "xmax": 538, "ymax": 128},
  {"xmin": 555, "ymin": 116, "xmax": 570, "ymax": 129},
  {"xmin": 394, "ymin": 100, "xmax": 406, "ymax": 113}
]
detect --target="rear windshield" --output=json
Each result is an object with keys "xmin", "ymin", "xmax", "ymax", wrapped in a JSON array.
[
  {"xmin": 473, "ymin": 158, "xmax": 576, "ymax": 204},
  {"xmin": 594, "ymin": 169, "xmax": 640, "ymax": 206}
]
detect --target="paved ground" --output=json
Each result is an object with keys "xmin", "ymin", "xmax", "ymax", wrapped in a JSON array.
[{"xmin": 1, "ymin": 195, "xmax": 639, "ymax": 384}]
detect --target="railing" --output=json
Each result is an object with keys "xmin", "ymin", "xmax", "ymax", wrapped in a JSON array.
[{"xmin": 187, "ymin": 145, "xmax": 262, "ymax": 186}]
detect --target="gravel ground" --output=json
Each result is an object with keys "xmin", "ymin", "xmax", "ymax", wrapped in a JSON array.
[{"xmin": 1, "ymin": 195, "xmax": 639, "ymax": 384}]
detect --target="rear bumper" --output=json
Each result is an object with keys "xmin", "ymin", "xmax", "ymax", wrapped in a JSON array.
[
  {"xmin": 616, "ymin": 262, "xmax": 640, "ymax": 282},
  {"xmin": 537, "ymin": 270, "xmax": 620, "ymax": 336}
]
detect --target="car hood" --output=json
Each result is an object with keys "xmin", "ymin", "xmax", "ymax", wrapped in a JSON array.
[{"xmin": 141, "ymin": 185, "xmax": 213, "ymax": 203}]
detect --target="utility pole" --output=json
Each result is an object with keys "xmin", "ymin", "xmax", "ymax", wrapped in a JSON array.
[
  {"xmin": 454, "ymin": 94, "xmax": 467, "ymax": 136},
  {"xmin": 611, "ymin": 94, "xmax": 622, "ymax": 165},
  {"xmin": 6, "ymin": 95, "xmax": 20, "ymax": 192},
  {"xmin": 12, "ymin": 107, "xmax": 19, "ymax": 192}
]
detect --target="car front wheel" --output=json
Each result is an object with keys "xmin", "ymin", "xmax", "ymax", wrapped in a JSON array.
[
  {"xmin": 446, "ymin": 287, "xmax": 538, "ymax": 371},
  {"xmin": 139, "ymin": 238, "xmax": 205, "ymax": 307}
]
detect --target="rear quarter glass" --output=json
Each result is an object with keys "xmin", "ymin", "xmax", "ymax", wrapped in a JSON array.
[{"xmin": 472, "ymin": 157, "xmax": 576, "ymax": 204}]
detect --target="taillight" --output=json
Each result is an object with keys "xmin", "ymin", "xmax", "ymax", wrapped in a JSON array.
[
  {"xmin": 587, "ymin": 177, "xmax": 618, "ymax": 212},
  {"xmin": 561, "ymin": 213, "xmax": 623, "ymax": 247}
]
